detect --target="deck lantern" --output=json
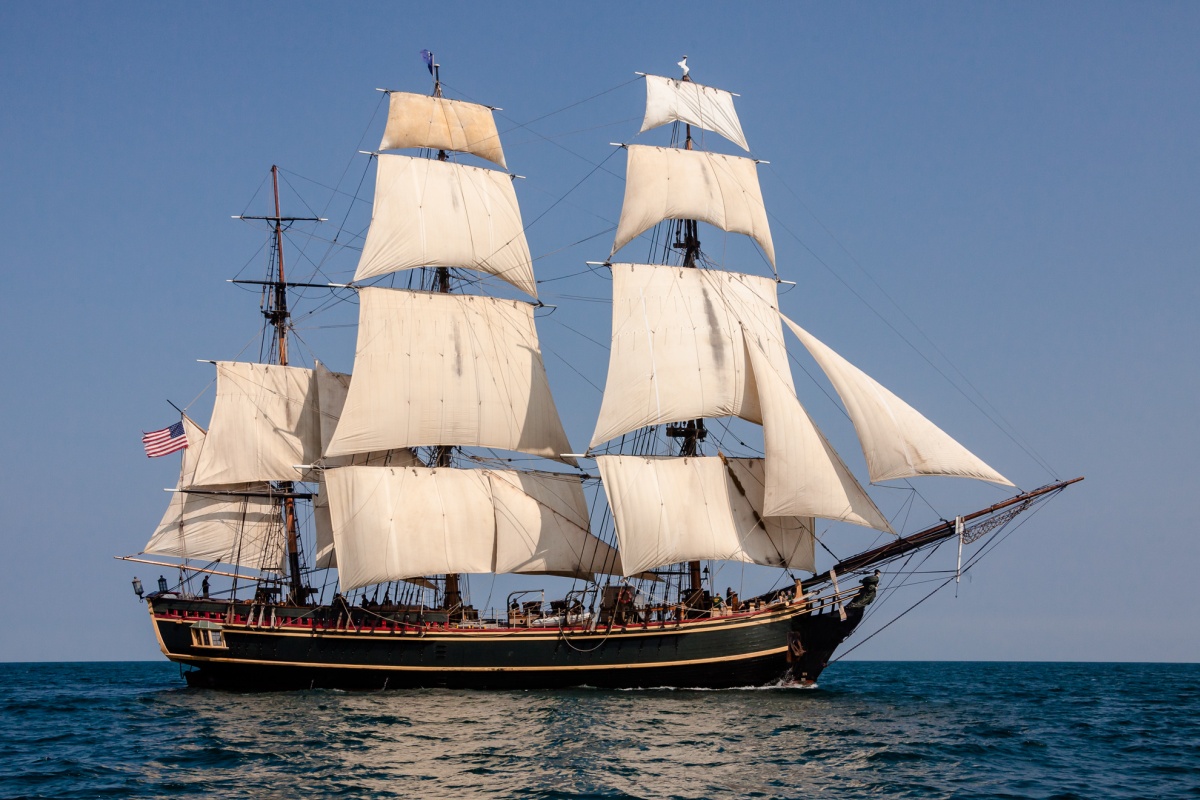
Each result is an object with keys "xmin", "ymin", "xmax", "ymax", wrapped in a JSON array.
[
  {"xmin": 157, "ymin": 575, "xmax": 169, "ymax": 594},
  {"xmin": 132, "ymin": 577, "xmax": 144, "ymax": 599}
]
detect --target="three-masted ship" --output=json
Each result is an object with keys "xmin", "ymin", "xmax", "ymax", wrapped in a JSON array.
[{"xmin": 126, "ymin": 59, "xmax": 1079, "ymax": 691}]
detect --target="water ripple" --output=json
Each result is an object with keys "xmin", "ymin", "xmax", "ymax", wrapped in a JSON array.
[{"xmin": 1, "ymin": 662, "xmax": 1198, "ymax": 798}]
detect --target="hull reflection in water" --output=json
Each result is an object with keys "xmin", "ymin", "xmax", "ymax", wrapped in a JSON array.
[{"xmin": 5, "ymin": 662, "xmax": 1191, "ymax": 799}]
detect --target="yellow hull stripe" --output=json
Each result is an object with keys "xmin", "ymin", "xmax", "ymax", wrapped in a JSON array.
[{"xmin": 166, "ymin": 644, "xmax": 790, "ymax": 673}]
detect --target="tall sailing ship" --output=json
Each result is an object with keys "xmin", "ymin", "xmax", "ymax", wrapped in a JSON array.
[{"xmin": 125, "ymin": 58, "xmax": 1080, "ymax": 691}]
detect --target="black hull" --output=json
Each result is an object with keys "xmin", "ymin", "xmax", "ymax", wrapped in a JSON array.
[{"xmin": 147, "ymin": 596, "xmax": 864, "ymax": 691}]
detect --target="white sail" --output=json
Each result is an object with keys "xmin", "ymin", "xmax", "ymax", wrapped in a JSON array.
[
  {"xmin": 190, "ymin": 361, "xmax": 320, "ymax": 486},
  {"xmin": 324, "ymin": 288, "xmax": 575, "ymax": 465},
  {"xmin": 312, "ymin": 475, "xmax": 336, "ymax": 569},
  {"xmin": 595, "ymin": 455, "xmax": 815, "ymax": 576},
  {"xmin": 380, "ymin": 92, "xmax": 507, "ymax": 169},
  {"xmin": 326, "ymin": 466, "xmax": 495, "ymax": 591},
  {"xmin": 314, "ymin": 362, "xmax": 419, "ymax": 469},
  {"xmin": 721, "ymin": 457, "xmax": 816, "ymax": 570},
  {"xmin": 744, "ymin": 335, "xmax": 893, "ymax": 532},
  {"xmin": 489, "ymin": 471, "xmax": 622, "ymax": 579},
  {"xmin": 146, "ymin": 417, "xmax": 285, "ymax": 570},
  {"xmin": 641, "ymin": 74, "xmax": 749, "ymax": 151},
  {"xmin": 146, "ymin": 490, "xmax": 285, "ymax": 571},
  {"xmin": 354, "ymin": 155, "xmax": 537, "ymax": 298},
  {"xmin": 326, "ymin": 466, "xmax": 620, "ymax": 591},
  {"xmin": 590, "ymin": 263, "xmax": 791, "ymax": 448},
  {"xmin": 177, "ymin": 413, "xmax": 206, "ymax": 487},
  {"xmin": 610, "ymin": 146, "xmax": 774, "ymax": 267},
  {"xmin": 782, "ymin": 316, "xmax": 1014, "ymax": 486}
]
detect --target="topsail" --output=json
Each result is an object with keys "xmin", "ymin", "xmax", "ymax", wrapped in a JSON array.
[
  {"xmin": 610, "ymin": 145, "xmax": 774, "ymax": 267},
  {"xmin": 353, "ymin": 155, "xmax": 536, "ymax": 298},
  {"xmin": 190, "ymin": 362, "xmax": 321, "ymax": 487}
]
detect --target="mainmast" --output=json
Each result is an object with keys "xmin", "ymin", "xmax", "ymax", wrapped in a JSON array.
[
  {"xmin": 671, "ymin": 61, "xmax": 706, "ymax": 604},
  {"xmin": 426, "ymin": 51, "xmax": 462, "ymax": 616}
]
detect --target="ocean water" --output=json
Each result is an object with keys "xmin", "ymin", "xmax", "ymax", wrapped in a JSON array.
[{"xmin": 0, "ymin": 662, "xmax": 1195, "ymax": 799}]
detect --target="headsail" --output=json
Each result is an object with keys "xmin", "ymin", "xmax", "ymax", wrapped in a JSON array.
[
  {"xmin": 190, "ymin": 362, "xmax": 321, "ymax": 487},
  {"xmin": 640, "ymin": 74, "xmax": 749, "ymax": 151},
  {"xmin": 782, "ymin": 316, "xmax": 1013, "ymax": 486},
  {"xmin": 380, "ymin": 92, "xmax": 507, "ymax": 169},
  {"xmin": 743, "ymin": 334, "xmax": 894, "ymax": 532},
  {"xmin": 324, "ymin": 288, "xmax": 576, "ymax": 465},
  {"xmin": 354, "ymin": 155, "xmax": 536, "ymax": 298},
  {"xmin": 610, "ymin": 145, "xmax": 774, "ymax": 267},
  {"xmin": 596, "ymin": 455, "xmax": 815, "ymax": 576},
  {"xmin": 590, "ymin": 263, "xmax": 790, "ymax": 448},
  {"xmin": 325, "ymin": 466, "xmax": 621, "ymax": 592}
]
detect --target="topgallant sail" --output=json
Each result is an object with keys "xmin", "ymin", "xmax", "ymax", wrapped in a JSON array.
[{"xmin": 123, "ymin": 58, "xmax": 1080, "ymax": 690}]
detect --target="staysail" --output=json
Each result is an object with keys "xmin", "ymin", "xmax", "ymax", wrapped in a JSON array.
[
  {"xmin": 781, "ymin": 316, "xmax": 1013, "ymax": 486},
  {"xmin": 743, "ymin": 333, "xmax": 893, "ymax": 532}
]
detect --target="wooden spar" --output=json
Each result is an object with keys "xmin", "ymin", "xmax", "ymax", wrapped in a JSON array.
[
  {"xmin": 114, "ymin": 555, "xmax": 283, "ymax": 582},
  {"xmin": 426, "ymin": 74, "xmax": 460, "ymax": 615},
  {"xmin": 269, "ymin": 165, "xmax": 306, "ymax": 605},
  {"xmin": 801, "ymin": 477, "xmax": 1085, "ymax": 590},
  {"xmin": 678, "ymin": 63, "xmax": 704, "ymax": 599},
  {"xmin": 175, "ymin": 488, "xmax": 314, "ymax": 500}
]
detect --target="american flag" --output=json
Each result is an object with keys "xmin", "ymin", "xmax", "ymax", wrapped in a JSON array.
[{"xmin": 142, "ymin": 421, "xmax": 188, "ymax": 458}]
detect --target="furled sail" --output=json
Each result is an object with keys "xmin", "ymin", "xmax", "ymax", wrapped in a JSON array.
[
  {"xmin": 595, "ymin": 455, "xmax": 815, "ymax": 576},
  {"xmin": 610, "ymin": 146, "xmax": 774, "ymax": 267},
  {"xmin": 190, "ymin": 362, "xmax": 321, "ymax": 486},
  {"xmin": 782, "ymin": 316, "xmax": 1014, "ymax": 486},
  {"xmin": 145, "ymin": 416, "xmax": 286, "ymax": 570},
  {"xmin": 590, "ymin": 263, "xmax": 791, "ymax": 448},
  {"xmin": 354, "ymin": 155, "xmax": 536, "ymax": 298},
  {"xmin": 380, "ymin": 92, "xmax": 507, "ymax": 169},
  {"xmin": 640, "ymin": 74, "xmax": 749, "ymax": 151},
  {"xmin": 324, "ymin": 289, "xmax": 576, "ymax": 464},
  {"xmin": 743, "ymin": 334, "xmax": 893, "ymax": 532},
  {"xmin": 325, "ymin": 466, "xmax": 620, "ymax": 591}
]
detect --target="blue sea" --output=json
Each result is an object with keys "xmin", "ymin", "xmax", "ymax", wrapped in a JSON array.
[{"xmin": 0, "ymin": 661, "xmax": 1195, "ymax": 799}]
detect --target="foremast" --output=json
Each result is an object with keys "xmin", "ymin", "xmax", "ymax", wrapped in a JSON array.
[
  {"xmin": 591, "ymin": 58, "xmax": 1022, "ymax": 613},
  {"xmin": 237, "ymin": 165, "xmax": 323, "ymax": 604}
]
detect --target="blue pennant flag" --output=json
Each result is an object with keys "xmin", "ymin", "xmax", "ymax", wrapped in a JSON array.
[{"xmin": 420, "ymin": 49, "xmax": 434, "ymax": 75}]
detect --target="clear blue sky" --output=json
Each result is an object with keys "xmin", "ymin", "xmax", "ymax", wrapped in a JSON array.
[{"xmin": 1, "ymin": 2, "xmax": 1196, "ymax": 663}]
